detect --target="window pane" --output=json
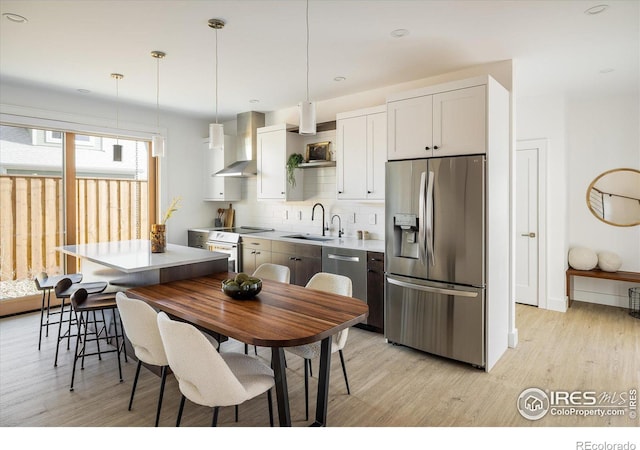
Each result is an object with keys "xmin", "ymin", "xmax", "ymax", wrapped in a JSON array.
[
  {"xmin": 0, "ymin": 125, "xmax": 64, "ymax": 299},
  {"xmin": 76, "ymin": 135, "xmax": 149, "ymax": 244}
]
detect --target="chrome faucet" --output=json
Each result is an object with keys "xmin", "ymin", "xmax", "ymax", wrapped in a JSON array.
[
  {"xmin": 331, "ymin": 214, "xmax": 343, "ymax": 238},
  {"xmin": 311, "ymin": 202, "xmax": 328, "ymax": 236}
]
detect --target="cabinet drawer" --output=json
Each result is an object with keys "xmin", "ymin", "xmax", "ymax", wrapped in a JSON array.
[
  {"xmin": 272, "ymin": 240, "xmax": 296, "ymax": 255},
  {"xmin": 241, "ymin": 237, "xmax": 272, "ymax": 251},
  {"xmin": 367, "ymin": 251, "xmax": 385, "ymax": 269}
]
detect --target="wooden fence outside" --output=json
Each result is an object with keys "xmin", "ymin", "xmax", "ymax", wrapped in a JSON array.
[{"xmin": 0, "ymin": 175, "xmax": 148, "ymax": 282}]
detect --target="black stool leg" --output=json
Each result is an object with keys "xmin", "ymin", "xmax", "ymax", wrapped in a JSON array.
[
  {"xmin": 129, "ymin": 360, "xmax": 142, "ymax": 410},
  {"xmin": 38, "ymin": 290, "xmax": 46, "ymax": 350},
  {"xmin": 70, "ymin": 311, "xmax": 84, "ymax": 391},
  {"xmin": 54, "ymin": 297, "xmax": 67, "ymax": 367}
]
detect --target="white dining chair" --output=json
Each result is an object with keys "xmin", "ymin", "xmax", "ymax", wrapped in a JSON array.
[
  {"xmin": 253, "ymin": 263, "xmax": 291, "ymax": 284},
  {"xmin": 284, "ymin": 272, "xmax": 353, "ymax": 421},
  {"xmin": 242, "ymin": 263, "xmax": 292, "ymax": 356},
  {"xmin": 157, "ymin": 311, "xmax": 275, "ymax": 427},
  {"xmin": 115, "ymin": 292, "xmax": 170, "ymax": 427}
]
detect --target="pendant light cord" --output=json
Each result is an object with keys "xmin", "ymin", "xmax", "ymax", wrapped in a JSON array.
[
  {"xmin": 115, "ymin": 76, "xmax": 120, "ymax": 141},
  {"xmin": 305, "ymin": 0, "xmax": 310, "ymax": 102},
  {"xmin": 215, "ymin": 26, "xmax": 219, "ymax": 124},
  {"xmin": 156, "ymin": 57, "xmax": 160, "ymax": 128}
]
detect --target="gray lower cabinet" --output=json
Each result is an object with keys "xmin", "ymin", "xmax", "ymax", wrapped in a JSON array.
[
  {"xmin": 271, "ymin": 241, "xmax": 322, "ymax": 286},
  {"xmin": 240, "ymin": 237, "xmax": 272, "ymax": 275}
]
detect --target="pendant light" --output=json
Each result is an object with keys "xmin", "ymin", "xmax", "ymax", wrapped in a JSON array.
[
  {"xmin": 111, "ymin": 73, "xmax": 123, "ymax": 162},
  {"xmin": 298, "ymin": 0, "xmax": 316, "ymax": 135},
  {"xmin": 208, "ymin": 18, "xmax": 225, "ymax": 150},
  {"xmin": 151, "ymin": 50, "xmax": 166, "ymax": 157}
]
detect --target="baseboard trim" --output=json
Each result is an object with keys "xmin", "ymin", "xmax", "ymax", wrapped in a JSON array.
[
  {"xmin": 508, "ymin": 328, "xmax": 518, "ymax": 348},
  {"xmin": 547, "ymin": 296, "xmax": 567, "ymax": 312}
]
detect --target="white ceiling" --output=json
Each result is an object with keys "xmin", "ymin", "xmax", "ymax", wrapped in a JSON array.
[{"xmin": 0, "ymin": 0, "xmax": 638, "ymax": 121}]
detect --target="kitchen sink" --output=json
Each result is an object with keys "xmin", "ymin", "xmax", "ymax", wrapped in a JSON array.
[{"xmin": 282, "ymin": 234, "xmax": 335, "ymax": 242}]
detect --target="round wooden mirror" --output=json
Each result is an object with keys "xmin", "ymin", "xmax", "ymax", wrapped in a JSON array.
[{"xmin": 586, "ymin": 168, "xmax": 640, "ymax": 226}]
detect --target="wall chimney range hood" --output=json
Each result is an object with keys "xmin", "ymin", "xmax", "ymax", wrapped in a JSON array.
[{"xmin": 214, "ymin": 111, "xmax": 265, "ymax": 177}]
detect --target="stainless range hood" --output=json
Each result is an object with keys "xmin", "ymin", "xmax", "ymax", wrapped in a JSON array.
[{"xmin": 215, "ymin": 111, "xmax": 265, "ymax": 177}]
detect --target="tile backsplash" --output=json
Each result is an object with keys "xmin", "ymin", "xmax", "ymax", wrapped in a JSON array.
[{"xmin": 229, "ymin": 168, "xmax": 385, "ymax": 240}]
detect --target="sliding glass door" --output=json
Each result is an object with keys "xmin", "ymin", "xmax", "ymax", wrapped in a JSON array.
[{"xmin": 0, "ymin": 125, "xmax": 156, "ymax": 314}]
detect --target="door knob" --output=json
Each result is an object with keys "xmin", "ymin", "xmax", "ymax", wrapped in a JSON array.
[{"xmin": 521, "ymin": 232, "xmax": 536, "ymax": 238}]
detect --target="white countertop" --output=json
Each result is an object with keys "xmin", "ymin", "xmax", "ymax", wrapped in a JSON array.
[
  {"xmin": 57, "ymin": 240, "xmax": 228, "ymax": 273},
  {"xmin": 242, "ymin": 230, "xmax": 385, "ymax": 253}
]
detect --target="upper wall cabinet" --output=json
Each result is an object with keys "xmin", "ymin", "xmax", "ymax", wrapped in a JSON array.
[
  {"xmin": 387, "ymin": 79, "xmax": 489, "ymax": 160},
  {"xmin": 336, "ymin": 105, "xmax": 386, "ymax": 200},
  {"xmin": 203, "ymin": 136, "xmax": 241, "ymax": 201},
  {"xmin": 256, "ymin": 124, "xmax": 303, "ymax": 201}
]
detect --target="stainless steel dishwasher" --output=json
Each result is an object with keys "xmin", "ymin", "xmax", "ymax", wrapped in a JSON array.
[{"xmin": 321, "ymin": 246, "xmax": 367, "ymax": 305}]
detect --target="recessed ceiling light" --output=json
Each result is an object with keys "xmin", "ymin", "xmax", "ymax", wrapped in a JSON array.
[
  {"xmin": 3, "ymin": 13, "xmax": 28, "ymax": 23},
  {"xmin": 390, "ymin": 29, "xmax": 409, "ymax": 38},
  {"xmin": 599, "ymin": 68, "xmax": 615, "ymax": 74},
  {"xmin": 334, "ymin": 76, "xmax": 346, "ymax": 82},
  {"xmin": 249, "ymin": 99, "xmax": 260, "ymax": 104},
  {"xmin": 584, "ymin": 4, "xmax": 609, "ymax": 15},
  {"xmin": 77, "ymin": 88, "xmax": 91, "ymax": 94}
]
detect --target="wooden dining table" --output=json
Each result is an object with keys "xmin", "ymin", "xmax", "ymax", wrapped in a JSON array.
[{"xmin": 125, "ymin": 271, "xmax": 369, "ymax": 427}]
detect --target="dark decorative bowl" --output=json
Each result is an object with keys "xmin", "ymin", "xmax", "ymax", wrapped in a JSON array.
[{"xmin": 222, "ymin": 277, "xmax": 262, "ymax": 300}]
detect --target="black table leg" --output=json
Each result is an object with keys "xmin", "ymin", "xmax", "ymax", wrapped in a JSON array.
[
  {"xmin": 271, "ymin": 347, "xmax": 291, "ymax": 427},
  {"xmin": 311, "ymin": 336, "xmax": 332, "ymax": 427}
]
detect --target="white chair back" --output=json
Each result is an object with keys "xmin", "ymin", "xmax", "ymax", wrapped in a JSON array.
[
  {"xmin": 305, "ymin": 273, "xmax": 352, "ymax": 351},
  {"xmin": 253, "ymin": 263, "xmax": 290, "ymax": 284},
  {"xmin": 116, "ymin": 292, "xmax": 168, "ymax": 367},
  {"xmin": 156, "ymin": 312, "xmax": 249, "ymax": 408}
]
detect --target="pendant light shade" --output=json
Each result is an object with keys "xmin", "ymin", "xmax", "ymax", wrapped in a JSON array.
[
  {"xmin": 151, "ymin": 50, "xmax": 166, "ymax": 158},
  {"xmin": 209, "ymin": 123, "xmax": 224, "ymax": 150},
  {"xmin": 152, "ymin": 135, "xmax": 165, "ymax": 157},
  {"xmin": 298, "ymin": 100, "xmax": 316, "ymax": 135},
  {"xmin": 111, "ymin": 73, "xmax": 123, "ymax": 162},
  {"xmin": 299, "ymin": 0, "xmax": 316, "ymax": 135},
  {"xmin": 208, "ymin": 18, "xmax": 225, "ymax": 150}
]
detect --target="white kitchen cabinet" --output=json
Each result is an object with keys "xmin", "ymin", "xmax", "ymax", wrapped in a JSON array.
[
  {"xmin": 336, "ymin": 105, "xmax": 386, "ymax": 200},
  {"xmin": 256, "ymin": 124, "xmax": 303, "ymax": 201},
  {"xmin": 203, "ymin": 136, "xmax": 241, "ymax": 201},
  {"xmin": 387, "ymin": 80, "xmax": 487, "ymax": 160}
]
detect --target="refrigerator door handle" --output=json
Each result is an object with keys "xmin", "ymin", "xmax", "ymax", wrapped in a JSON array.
[
  {"xmin": 425, "ymin": 170, "xmax": 435, "ymax": 266},
  {"xmin": 418, "ymin": 171, "xmax": 427, "ymax": 263},
  {"xmin": 386, "ymin": 275, "xmax": 479, "ymax": 298}
]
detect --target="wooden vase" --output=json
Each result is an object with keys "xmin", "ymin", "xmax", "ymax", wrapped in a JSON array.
[{"xmin": 150, "ymin": 224, "xmax": 166, "ymax": 253}]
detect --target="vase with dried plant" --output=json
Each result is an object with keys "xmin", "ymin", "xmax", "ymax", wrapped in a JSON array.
[{"xmin": 151, "ymin": 196, "xmax": 181, "ymax": 253}]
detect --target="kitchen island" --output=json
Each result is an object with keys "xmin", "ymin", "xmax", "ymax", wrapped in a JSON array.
[{"xmin": 57, "ymin": 239, "xmax": 229, "ymax": 289}]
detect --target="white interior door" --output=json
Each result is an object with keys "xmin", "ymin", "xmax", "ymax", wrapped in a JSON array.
[{"xmin": 515, "ymin": 147, "xmax": 539, "ymax": 306}]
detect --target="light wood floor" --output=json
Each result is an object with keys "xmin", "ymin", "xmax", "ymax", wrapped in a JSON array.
[{"xmin": 1, "ymin": 301, "xmax": 638, "ymax": 430}]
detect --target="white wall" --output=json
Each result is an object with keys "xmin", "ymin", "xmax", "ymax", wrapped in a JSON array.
[
  {"xmin": 566, "ymin": 95, "xmax": 640, "ymax": 308},
  {"xmin": 516, "ymin": 93, "xmax": 640, "ymax": 310}
]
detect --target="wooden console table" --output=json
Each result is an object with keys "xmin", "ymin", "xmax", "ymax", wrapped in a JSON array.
[{"xmin": 566, "ymin": 268, "xmax": 640, "ymax": 307}]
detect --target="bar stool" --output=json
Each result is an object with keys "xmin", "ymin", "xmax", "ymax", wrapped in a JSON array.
[
  {"xmin": 35, "ymin": 272, "xmax": 83, "ymax": 350},
  {"xmin": 53, "ymin": 277, "xmax": 109, "ymax": 367},
  {"xmin": 69, "ymin": 287, "xmax": 125, "ymax": 392}
]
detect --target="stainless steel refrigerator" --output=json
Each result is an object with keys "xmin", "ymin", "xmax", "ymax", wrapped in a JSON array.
[{"xmin": 385, "ymin": 155, "xmax": 486, "ymax": 368}]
